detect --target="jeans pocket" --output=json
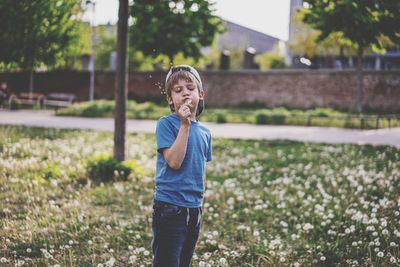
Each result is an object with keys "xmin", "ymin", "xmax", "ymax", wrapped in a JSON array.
[
  {"xmin": 161, "ymin": 204, "xmax": 182, "ymax": 217},
  {"xmin": 153, "ymin": 201, "xmax": 182, "ymax": 217}
]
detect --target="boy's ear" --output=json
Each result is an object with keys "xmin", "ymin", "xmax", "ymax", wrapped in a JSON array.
[
  {"xmin": 199, "ymin": 89, "xmax": 205, "ymax": 100},
  {"xmin": 166, "ymin": 95, "xmax": 173, "ymax": 105}
]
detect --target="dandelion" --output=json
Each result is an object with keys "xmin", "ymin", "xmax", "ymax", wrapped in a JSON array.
[
  {"xmin": 390, "ymin": 257, "xmax": 397, "ymax": 263},
  {"xmin": 26, "ymin": 248, "xmax": 32, "ymax": 253},
  {"xmin": 128, "ymin": 255, "xmax": 137, "ymax": 264},
  {"xmin": 303, "ymin": 223, "xmax": 314, "ymax": 231},
  {"xmin": 320, "ymin": 256, "xmax": 326, "ymax": 261},
  {"xmin": 0, "ymin": 258, "xmax": 8, "ymax": 263},
  {"xmin": 377, "ymin": 251, "xmax": 384, "ymax": 257},
  {"xmin": 219, "ymin": 258, "xmax": 227, "ymax": 265},
  {"xmin": 105, "ymin": 257, "xmax": 115, "ymax": 267}
]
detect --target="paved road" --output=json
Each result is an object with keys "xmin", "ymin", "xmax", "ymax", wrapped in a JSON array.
[{"xmin": 1, "ymin": 110, "xmax": 400, "ymax": 147}]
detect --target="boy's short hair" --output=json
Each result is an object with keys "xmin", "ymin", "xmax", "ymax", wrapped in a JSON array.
[{"xmin": 165, "ymin": 65, "xmax": 204, "ymax": 117}]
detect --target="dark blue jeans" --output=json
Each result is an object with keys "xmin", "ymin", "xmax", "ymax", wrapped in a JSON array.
[{"xmin": 152, "ymin": 200, "xmax": 202, "ymax": 267}]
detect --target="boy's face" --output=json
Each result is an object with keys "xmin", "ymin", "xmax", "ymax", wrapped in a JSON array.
[{"xmin": 167, "ymin": 78, "xmax": 205, "ymax": 118}]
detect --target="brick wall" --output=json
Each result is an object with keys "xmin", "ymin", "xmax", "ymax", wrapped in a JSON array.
[{"xmin": 1, "ymin": 70, "xmax": 399, "ymax": 112}]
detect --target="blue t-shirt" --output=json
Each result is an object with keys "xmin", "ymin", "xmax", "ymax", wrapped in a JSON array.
[{"xmin": 155, "ymin": 113, "xmax": 212, "ymax": 208}]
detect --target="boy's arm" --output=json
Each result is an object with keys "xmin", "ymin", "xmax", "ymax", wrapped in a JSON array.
[
  {"xmin": 162, "ymin": 103, "xmax": 191, "ymax": 170},
  {"xmin": 162, "ymin": 123, "xmax": 190, "ymax": 170}
]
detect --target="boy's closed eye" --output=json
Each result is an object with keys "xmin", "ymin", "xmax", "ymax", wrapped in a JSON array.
[{"xmin": 173, "ymin": 84, "xmax": 196, "ymax": 93}]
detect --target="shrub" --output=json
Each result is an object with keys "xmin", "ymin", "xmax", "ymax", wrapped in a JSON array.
[
  {"xmin": 255, "ymin": 111, "xmax": 270, "ymax": 125},
  {"xmin": 41, "ymin": 162, "xmax": 62, "ymax": 180},
  {"xmin": 86, "ymin": 153, "xmax": 144, "ymax": 184},
  {"xmin": 216, "ymin": 112, "xmax": 227, "ymax": 123}
]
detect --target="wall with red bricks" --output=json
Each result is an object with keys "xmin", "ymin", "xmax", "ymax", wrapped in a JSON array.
[{"xmin": 1, "ymin": 70, "xmax": 399, "ymax": 112}]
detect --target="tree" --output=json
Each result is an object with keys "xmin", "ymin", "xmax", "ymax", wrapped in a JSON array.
[
  {"xmin": 114, "ymin": 0, "xmax": 129, "ymax": 162},
  {"xmin": 302, "ymin": 0, "xmax": 400, "ymax": 113},
  {"xmin": 289, "ymin": 10, "xmax": 356, "ymax": 62},
  {"xmin": 129, "ymin": 0, "xmax": 223, "ymax": 65},
  {"xmin": 0, "ymin": 0, "xmax": 82, "ymax": 95}
]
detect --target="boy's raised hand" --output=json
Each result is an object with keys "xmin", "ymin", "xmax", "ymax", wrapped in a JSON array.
[{"xmin": 177, "ymin": 99, "xmax": 192, "ymax": 125}]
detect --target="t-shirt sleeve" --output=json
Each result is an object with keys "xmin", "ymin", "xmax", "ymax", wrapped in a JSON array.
[
  {"xmin": 156, "ymin": 118, "xmax": 176, "ymax": 153},
  {"xmin": 206, "ymin": 133, "xmax": 212, "ymax": 162}
]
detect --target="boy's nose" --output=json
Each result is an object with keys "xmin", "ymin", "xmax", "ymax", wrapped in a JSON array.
[{"xmin": 182, "ymin": 88, "xmax": 190, "ymax": 95}]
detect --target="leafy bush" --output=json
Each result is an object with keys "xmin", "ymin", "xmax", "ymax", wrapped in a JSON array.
[
  {"xmin": 216, "ymin": 112, "xmax": 227, "ymax": 123},
  {"xmin": 255, "ymin": 52, "xmax": 287, "ymax": 70},
  {"xmin": 310, "ymin": 107, "xmax": 341, "ymax": 117},
  {"xmin": 41, "ymin": 162, "xmax": 62, "ymax": 180},
  {"xmin": 255, "ymin": 110, "xmax": 270, "ymax": 125},
  {"xmin": 255, "ymin": 108, "xmax": 288, "ymax": 125},
  {"xmin": 86, "ymin": 153, "xmax": 144, "ymax": 184}
]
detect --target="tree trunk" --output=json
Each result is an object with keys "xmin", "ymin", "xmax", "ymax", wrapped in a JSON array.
[
  {"xmin": 29, "ymin": 70, "xmax": 34, "ymax": 99},
  {"xmin": 168, "ymin": 54, "xmax": 174, "ymax": 67},
  {"xmin": 113, "ymin": 0, "xmax": 129, "ymax": 162},
  {"xmin": 356, "ymin": 46, "xmax": 364, "ymax": 113}
]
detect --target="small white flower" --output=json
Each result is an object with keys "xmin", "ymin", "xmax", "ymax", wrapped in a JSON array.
[
  {"xmin": 320, "ymin": 256, "xmax": 326, "ymax": 261},
  {"xmin": 128, "ymin": 255, "xmax": 137, "ymax": 263},
  {"xmin": 219, "ymin": 258, "xmax": 227, "ymax": 265},
  {"xmin": 26, "ymin": 248, "xmax": 32, "ymax": 253},
  {"xmin": 377, "ymin": 251, "xmax": 384, "ymax": 257},
  {"xmin": 303, "ymin": 223, "xmax": 314, "ymax": 231}
]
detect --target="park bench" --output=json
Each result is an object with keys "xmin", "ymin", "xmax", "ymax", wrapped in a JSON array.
[
  {"xmin": 43, "ymin": 93, "xmax": 76, "ymax": 110},
  {"xmin": 8, "ymin": 92, "xmax": 45, "ymax": 108}
]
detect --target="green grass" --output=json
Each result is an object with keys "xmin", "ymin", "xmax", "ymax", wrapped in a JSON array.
[
  {"xmin": 55, "ymin": 100, "xmax": 400, "ymax": 129},
  {"xmin": 0, "ymin": 125, "xmax": 399, "ymax": 266}
]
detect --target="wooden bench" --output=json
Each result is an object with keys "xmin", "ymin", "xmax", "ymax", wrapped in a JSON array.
[
  {"xmin": 9, "ymin": 92, "xmax": 45, "ymax": 108},
  {"xmin": 43, "ymin": 93, "xmax": 76, "ymax": 110}
]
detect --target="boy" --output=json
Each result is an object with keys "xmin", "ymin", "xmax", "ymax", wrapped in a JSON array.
[{"xmin": 152, "ymin": 65, "xmax": 212, "ymax": 267}]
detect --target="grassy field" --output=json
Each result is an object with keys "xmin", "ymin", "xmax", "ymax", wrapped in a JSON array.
[
  {"xmin": 54, "ymin": 100, "xmax": 400, "ymax": 129},
  {"xmin": 1, "ymin": 125, "xmax": 399, "ymax": 266}
]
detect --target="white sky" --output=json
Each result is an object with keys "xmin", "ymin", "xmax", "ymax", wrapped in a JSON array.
[{"xmin": 83, "ymin": 0, "xmax": 291, "ymax": 41}]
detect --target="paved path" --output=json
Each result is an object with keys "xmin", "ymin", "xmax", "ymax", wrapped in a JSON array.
[{"xmin": 1, "ymin": 110, "xmax": 400, "ymax": 147}]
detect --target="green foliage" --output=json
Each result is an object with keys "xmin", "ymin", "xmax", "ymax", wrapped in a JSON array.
[
  {"xmin": 0, "ymin": 0, "xmax": 83, "ymax": 71},
  {"xmin": 41, "ymin": 162, "xmax": 62, "ymax": 180},
  {"xmin": 255, "ymin": 52, "xmax": 286, "ymax": 70},
  {"xmin": 129, "ymin": 0, "xmax": 224, "ymax": 64},
  {"xmin": 1, "ymin": 126, "xmax": 400, "ymax": 265},
  {"xmin": 215, "ymin": 112, "xmax": 227, "ymax": 123},
  {"xmin": 95, "ymin": 31, "xmax": 117, "ymax": 70},
  {"xmin": 255, "ymin": 112, "xmax": 285, "ymax": 125},
  {"xmin": 56, "ymin": 101, "xmax": 400, "ymax": 129},
  {"xmin": 86, "ymin": 153, "xmax": 144, "ymax": 184},
  {"xmin": 302, "ymin": 0, "xmax": 400, "ymax": 52},
  {"xmin": 288, "ymin": 10, "xmax": 357, "ymax": 58}
]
